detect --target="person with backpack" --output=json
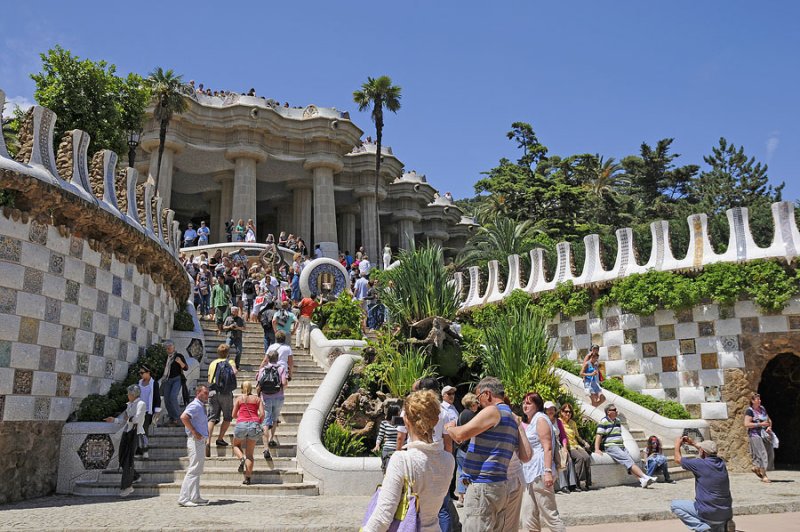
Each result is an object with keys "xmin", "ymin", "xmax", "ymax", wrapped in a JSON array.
[
  {"xmin": 241, "ymin": 275, "xmax": 258, "ymax": 322},
  {"xmin": 262, "ymin": 330, "xmax": 293, "ymax": 382},
  {"xmin": 272, "ymin": 300, "xmax": 297, "ymax": 347},
  {"xmin": 206, "ymin": 344, "xmax": 238, "ymax": 457},
  {"xmin": 257, "ymin": 349, "xmax": 288, "ymax": 460},
  {"xmin": 223, "ymin": 306, "xmax": 246, "ymax": 368},
  {"xmin": 258, "ymin": 300, "xmax": 277, "ymax": 352}
]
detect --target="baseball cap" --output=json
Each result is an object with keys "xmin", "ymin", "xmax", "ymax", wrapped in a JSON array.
[
  {"xmin": 442, "ymin": 385, "xmax": 456, "ymax": 395},
  {"xmin": 543, "ymin": 401, "xmax": 557, "ymax": 410},
  {"xmin": 697, "ymin": 440, "xmax": 718, "ymax": 455}
]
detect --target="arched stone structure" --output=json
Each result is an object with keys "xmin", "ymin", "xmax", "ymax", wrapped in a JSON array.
[{"xmin": 757, "ymin": 353, "xmax": 800, "ymax": 468}]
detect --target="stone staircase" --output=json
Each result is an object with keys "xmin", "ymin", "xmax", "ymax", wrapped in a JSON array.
[
  {"xmin": 626, "ymin": 425, "xmax": 694, "ymax": 482},
  {"xmin": 73, "ymin": 322, "xmax": 327, "ymax": 497}
]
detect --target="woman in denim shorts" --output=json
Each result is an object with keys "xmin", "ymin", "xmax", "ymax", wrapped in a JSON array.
[{"xmin": 232, "ymin": 381, "xmax": 264, "ymax": 485}]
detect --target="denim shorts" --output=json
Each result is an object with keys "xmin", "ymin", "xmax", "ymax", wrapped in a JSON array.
[
  {"xmin": 233, "ymin": 421, "xmax": 263, "ymax": 441},
  {"xmin": 262, "ymin": 396, "xmax": 285, "ymax": 428}
]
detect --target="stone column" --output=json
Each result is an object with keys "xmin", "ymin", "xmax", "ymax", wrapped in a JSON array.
[
  {"xmin": 226, "ymin": 147, "xmax": 266, "ymax": 234},
  {"xmin": 204, "ymin": 191, "xmax": 221, "ymax": 244},
  {"xmin": 381, "ymin": 229, "xmax": 392, "ymax": 250},
  {"xmin": 338, "ymin": 205, "xmax": 358, "ymax": 256},
  {"xmin": 398, "ymin": 218, "xmax": 415, "ymax": 251},
  {"xmin": 291, "ymin": 184, "xmax": 313, "ymax": 243},
  {"xmin": 276, "ymin": 203, "xmax": 293, "ymax": 236},
  {"xmin": 215, "ymin": 174, "xmax": 234, "ymax": 243},
  {"xmin": 358, "ymin": 194, "xmax": 379, "ymax": 265},
  {"xmin": 304, "ymin": 155, "xmax": 344, "ymax": 258},
  {"xmin": 147, "ymin": 148, "xmax": 175, "ymax": 209}
]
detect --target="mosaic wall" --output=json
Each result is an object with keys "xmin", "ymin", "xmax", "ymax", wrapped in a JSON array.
[
  {"xmin": 550, "ymin": 297, "xmax": 800, "ymax": 420},
  {"xmin": 0, "ymin": 215, "xmax": 177, "ymax": 422}
]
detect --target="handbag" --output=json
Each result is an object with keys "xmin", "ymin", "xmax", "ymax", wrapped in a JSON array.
[
  {"xmin": 557, "ymin": 444, "xmax": 569, "ymax": 473},
  {"xmin": 360, "ymin": 451, "xmax": 420, "ymax": 531}
]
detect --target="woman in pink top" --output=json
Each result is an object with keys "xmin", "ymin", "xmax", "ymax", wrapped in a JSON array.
[{"xmin": 232, "ymin": 381, "xmax": 265, "ymax": 485}]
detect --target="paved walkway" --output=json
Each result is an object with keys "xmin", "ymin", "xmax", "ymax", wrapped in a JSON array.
[{"xmin": 1, "ymin": 471, "xmax": 798, "ymax": 530}]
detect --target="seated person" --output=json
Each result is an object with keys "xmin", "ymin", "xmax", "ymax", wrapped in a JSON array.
[
  {"xmin": 645, "ymin": 435, "xmax": 674, "ymax": 483},
  {"xmin": 594, "ymin": 403, "xmax": 656, "ymax": 488}
]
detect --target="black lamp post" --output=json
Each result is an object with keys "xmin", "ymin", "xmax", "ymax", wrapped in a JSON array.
[{"xmin": 127, "ymin": 130, "xmax": 142, "ymax": 169}]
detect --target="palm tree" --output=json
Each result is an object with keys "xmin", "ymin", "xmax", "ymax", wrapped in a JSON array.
[
  {"xmin": 587, "ymin": 155, "xmax": 627, "ymax": 199},
  {"xmin": 457, "ymin": 217, "xmax": 544, "ymax": 281},
  {"xmin": 146, "ymin": 68, "xmax": 188, "ymax": 193},
  {"xmin": 353, "ymin": 76, "xmax": 401, "ymax": 258}
]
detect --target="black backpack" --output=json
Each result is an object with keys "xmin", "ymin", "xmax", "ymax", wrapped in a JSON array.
[
  {"xmin": 243, "ymin": 278, "xmax": 256, "ymax": 296},
  {"xmin": 212, "ymin": 360, "xmax": 237, "ymax": 394},
  {"xmin": 258, "ymin": 365, "xmax": 282, "ymax": 395}
]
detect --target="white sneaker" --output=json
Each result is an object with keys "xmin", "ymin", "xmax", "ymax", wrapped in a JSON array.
[
  {"xmin": 639, "ymin": 476, "xmax": 649, "ymax": 488},
  {"xmin": 119, "ymin": 487, "xmax": 134, "ymax": 497},
  {"xmin": 179, "ymin": 500, "xmax": 199, "ymax": 507},
  {"xmin": 193, "ymin": 498, "xmax": 210, "ymax": 505},
  {"xmin": 142, "ymin": 451, "xmax": 149, "ymax": 459}
]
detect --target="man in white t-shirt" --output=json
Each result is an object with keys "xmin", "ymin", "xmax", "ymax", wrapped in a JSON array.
[
  {"xmin": 358, "ymin": 255, "xmax": 371, "ymax": 276},
  {"xmin": 441, "ymin": 385, "xmax": 459, "ymax": 425}
]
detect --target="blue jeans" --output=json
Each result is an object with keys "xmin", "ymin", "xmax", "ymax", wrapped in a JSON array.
[
  {"xmin": 198, "ymin": 292, "xmax": 210, "ymax": 316},
  {"xmin": 226, "ymin": 337, "xmax": 243, "ymax": 367},
  {"xmin": 671, "ymin": 499, "xmax": 729, "ymax": 532},
  {"xmin": 456, "ymin": 448, "xmax": 468, "ymax": 495},
  {"xmin": 438, "ymin": 493, "xmax": 450, "ymax": 532},
  {"xmin": 163, "ymin": 376, "xmax": 183, "ymax": 421},
  {"xmin": 647, "ymin": 454, "xmax": 671, "ymax": 481}
]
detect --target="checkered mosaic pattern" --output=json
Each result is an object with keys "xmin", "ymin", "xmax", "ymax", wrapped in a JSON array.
[
  {"xmin": 0, "ymin": 216, "xmax": 177, "ymax": 422},
  {"xmin": 550, "ymin": 297, "xmax": 800, "ymax": 420}
]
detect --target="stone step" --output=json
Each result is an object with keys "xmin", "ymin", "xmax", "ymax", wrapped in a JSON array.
[
  {"xmin": 100, "ymin": 468, "xmax": 305, "ymax": 483},
  {"xmin": 135, "ymin": 456, "xmax": 298, "ymax": 469},
  {"xmin": 146, "ymin": 442, "xmax": 297, "ymax": 458},
  {"xmin": 148, "ymin": 432, "xmax": 298, "ymax": 446},
  {"xmin": 73, "ymin": 480, "xmax": 319, "ymax": 497}
]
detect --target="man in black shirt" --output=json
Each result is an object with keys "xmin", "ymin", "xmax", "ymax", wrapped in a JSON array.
[{"xmin": 223, "ymin": 307, "xmax": 245, "ymax": 367}]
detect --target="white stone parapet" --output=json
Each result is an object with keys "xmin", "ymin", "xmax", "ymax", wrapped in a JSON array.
[{"xmin": 462, "ymin": 202, "xmax": 800, "ymax": 308}]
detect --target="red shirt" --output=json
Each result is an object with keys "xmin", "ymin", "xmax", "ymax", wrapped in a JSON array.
[{"xmin": 299, "ymin": 297, "xmax": 319, "ymax": 318}]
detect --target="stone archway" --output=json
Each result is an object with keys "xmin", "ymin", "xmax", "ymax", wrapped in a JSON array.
[
  {"xmin": 758, "ymin": 353, "xmax": 800, "ymax": 468},
  {"xmin": 708, "ymin": 332, "xmax": 800, "ymax": 471}
]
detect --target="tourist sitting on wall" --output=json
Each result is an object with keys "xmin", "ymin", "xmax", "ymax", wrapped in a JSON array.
[
  {"xmin": 278, "ymin": 231, "xmax": 288, "ymax": 247},
  {"xmin": 233, "ymin": 219, "xmax": 245, "ymax": 242},
  {"xmin": 560, "ymin": 402, "xmax": 592, "ymax": 491},
  {"xmin": 594, "ymin": 403, "xmax": 656, "ymax": 488},
  {"xmin": 670, "ymin": 437, "xmax": 734, "ymax": 532},
  {"xmin": 297, "ymin": 238, "xmax": 308, "ymax": 257},
  {"xmin": 245, "ymin": 219, "xmax": 257, "ymax": 243},
  {"xmin": 645, "ymin": 435, "xmax": 675, "ymax": 483}
]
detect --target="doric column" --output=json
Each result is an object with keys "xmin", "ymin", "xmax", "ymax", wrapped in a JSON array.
[
  {"xmin": 204, "ymin": 191, "xmax": 221, "ymax": 244},
  {"xmin": 338, "ymin": 205, "xmax": 358, "ymax": 256},
  {"xmin": 382, "ymin": 229, "xmax": 392, "ymax": 250},
  {"xmin": 304, "ymin": 155, "xmax": 344, "ymax": 258},
  {"xmin": 290, "ymin": 183, "xmax": 313, "ymax": 244},
  {"xmin": 398, "ymin": 218, "xmax": 415, "ymax": 251},
  {"xmin": 226, "ymin": 147, "xmax": 266, "ymax": 232},
  {"xmin": 357, "ymin": 192, "xmax": 379, "ymax": 265},
  {"xmin": 215, "ymin": 173, "xmax": 234, "ymax": 243},
  {"xmin": 142, "ymin": 139, "xmax": 184, "ymax": 209},
  {"xmin": 276, "ymin": 203, "xmax": 293, "ymax": 237}
]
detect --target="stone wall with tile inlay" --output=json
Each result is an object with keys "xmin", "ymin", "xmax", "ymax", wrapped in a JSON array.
[
  {"xmin": 550, "ymin": 297, "xmax": 800, "ymax": 421},
  {"xmin": 0, "ymin": 214, "xmax": 177, "ymax": 424}
]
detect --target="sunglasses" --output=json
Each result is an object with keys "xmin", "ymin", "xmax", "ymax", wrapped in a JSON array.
[
  {"xmin": 562, "ymin": 410, "xmax": 573, "ymax": 414},
  {"xmin": 607, "ymin": 408, "xmax": 617, "ymax": 412}
]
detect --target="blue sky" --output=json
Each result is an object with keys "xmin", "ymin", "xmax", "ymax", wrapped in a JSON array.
[{"xmin": 3, "ymin": 1, "xmax": 798, "ymax": 204}]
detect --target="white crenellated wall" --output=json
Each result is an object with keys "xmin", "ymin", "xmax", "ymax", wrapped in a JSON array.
[{"xmin": 462, "ymin": 202, "xmax": 800, "ymax": 308}]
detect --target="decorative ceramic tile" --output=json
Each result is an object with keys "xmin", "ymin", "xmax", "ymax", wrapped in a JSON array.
[
  {"xmin": 675, "ymin": 308, "xmax": 694, "ymax": 323},
  {"xmin": 682, "ymin": 370, "xmax": 700, "ymax": 387},
  {"xmin": 133, "ymin": 286, "xmax": 141, "ymax": 306},
  {"xmin": 18, "ymin": 317, "xmax": 39, "ymax": 344},
  {"xmin": 719, "ymin": 305, "xmax": 735, "ymax": 320},
  {"xmin": 0, "ymin": 340, "xmax": 10, "ymax": 367},
  {"xmin": 597, "ymin": 361, "xmax": 606, "ymax": 379},
  {"xmin": 39, "ymin": 346, "xmax": 56, "ymax": 371},
  {"xmin": 65, "ymin": 280, "xmax": 80, "ymax": 305},
  {"xmin": 44, "ymin": 298, "xmax": 61, "ymax": 323},
  {"xmin": 664, "ymin": 388, "xmax": 678, "ymax": 400},
  {"xmin": 93, "ymin": 335, "xmax": 106, "ymax": 357},
  {"xmin": 77, "ymin": 433, "xmax": 114, "ymax": 470},
  {"xmin": 624, "ymin": 329, "xmax": 638, "ymax": 344},
  {"xmin": 28, "ymin": 221, "xmax": 48, "ymax": 245},
  {"xmin": 108, "ymin": 317, "xmax": 119, "ymax": 339},
  {"xmin": 48, "ymin": 252, "xmax": 64, "ymax": 275},
  {"xmin": 76, "ymin": 353, "xmax": 89, "ymax": 375},
  {"xmin": 645, "ymin": 373, "xmax": 660, "ymax": 389},
  {"xmin": 662, "ymin": 356, "xmax": 678, "ymax": 373},
  {"xmin": 638, "ymin": 314, "xmax": 655, "ymax": 328},
  {"xmin": 148, "ymin": 296, "xmax": 155, "ymax": 312},
  {"xmin": 607, "ymin": 346, "xmax": 622, "ymax": 360},
  {"xmin": 96, "ymin": 291, "xmax": 108, "ymax": 314},
  {"xmin": 13, "ymin": 369, "xmax": 33, "ymax": 394},
  {"xmin": 142, "ymin": 277, "xmax": 149, "ymax": 291},
  {"xmin": 560, "ymin": 336, "xmax": 573, "ymax": 351},
  {"xmin": 605, "ymin": 316, "xmax": 620, "ymax": 331},
  {"xmin": 99, "ymin": 251, "xmax": 112, "ymax": 271},
  {"xmin": 679, "ymin": 338, "xmax": 696, "ymax": 354},
  {"xmin": 80, "ymin": 309, "xmax": 93, "ymax": 330},
  {"xmin": 61, "ymin": 326, "xmax": 76, "ymax": 351},
  {"xmin": 0, "ymin": 395, "xmax": 4, "ymax": 421},
  {"xmin": 701, "ymin": 353, "xmax": 719, "ymax": 370},
  {"xmin": 574, "ymin": 319, "xmax": 587, "ymax": 335},
  {"xmin": 698, "ymin": 321, "xmax": 715, "ymax": 337},
  {"xmin": 111, "ymin": 276, "xmax": 122, "ymax": 297},
  {"xmin": 659, "ymin": 324, "xmax": 675, "ymax": 341},
  {"xmin": 0, "ymin": 287, "xmax": 16, "ymax": 314},
  {"xmin": 23, "ymin": 268, "xmax": 43, "ymax": 294},
  {"xmin": 626, "ymin": 359, "xmax": 640, "ymax": 374},
  {"xmin": 117, "ymin": 341, "xmax": 128, "ymax": 361},
  {"xmin": 69, "ymin": 236, "xmax": 83, "ymax": 259},
  {"xmin": 56, "ymin": 373, "xmax": 71, "ymax": 397},
  {"xmin": 121, "ymin": 301, "xmax": 131, "ymax": 322},
  {"xmin": 591, "ymin": 333, "xmax": 603, "ymax": 347},
  {"xmin": 720, "ymin": 335, "xmax": 740, "ymax": 351},
  {"xmin": 104, "ymin": 359, "xmax": 114, "ymax": 379},
  {"xmin": 34, "ymin": 397, "xmax": 50, "ymax": 420},
  {"xmin": 130, "ymin": 325, "xmax": 138, "ymax": 343},
  {"xmin": 84, "ymin": 264, "xmax": 97, "ymax": 288},
  {"xmin": 124, "ymin": 264, "xmax": 134, "ymax": 281},
  {"xmin": 741, "ymin": 317, "xmax": 759, "ymax": 334},
  {"xmin": 140, "ymin": 308, "xmax": 147, "ymax": 327},
  {"xmin": 577, "ymin": 348, "xmax": 588, "ymax": 361},
  {"xmin": 686, "ymin": 404, "xmax": 701, "ymax": 418},
  {"xmin": 640, "ymin": 342, "xmax": 657, "ymax": 358},
  {"xmin": 704, "ymin": 386, "xmax": 721, "ymax": 402},
  {"xmin": 0, "ymin": 236, "xmax": 22, "ymax": 262}
]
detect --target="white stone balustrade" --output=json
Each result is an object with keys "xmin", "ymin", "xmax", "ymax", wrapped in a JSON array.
[{"xmin": 462, "ymin": 203, "xmax": 800, "ymax": 309}]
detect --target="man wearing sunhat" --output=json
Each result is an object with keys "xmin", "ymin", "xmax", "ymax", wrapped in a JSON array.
[{"xmin": 671, "ymin": 436, "xmax": 734, "ymax": 532}]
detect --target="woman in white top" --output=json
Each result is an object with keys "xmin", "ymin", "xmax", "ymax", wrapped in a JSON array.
[
  {"xmin": 362, "ymin": 390, "xmax": 455, "ymax": 532},
  {"xmin": 520, "ymin": 392, "xmax": 565, "ymax": 532},
  {"xmin": 105, "ymin": 384, "xmax": 146, "ymax": 498}
]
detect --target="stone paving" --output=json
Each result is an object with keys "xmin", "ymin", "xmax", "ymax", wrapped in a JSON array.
[{"xmin": 0, "ymin": 471, "xmax": 798, "ymax": 530}]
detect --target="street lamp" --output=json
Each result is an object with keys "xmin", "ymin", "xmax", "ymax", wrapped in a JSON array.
[{"xmin": 127, "ymin": 130, "xmax": 142, "ymax": 169}]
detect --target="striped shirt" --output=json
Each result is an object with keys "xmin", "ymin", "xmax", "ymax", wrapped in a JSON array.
[
  {"xmin": 596, "ymin": 416, "xmax": 624, "ymax": 448},
  {"xmin": 375, "ymin": 420, "xmax": 399, "ymax": 452},
  {"xmin": 463, "ymin": 403, "xmax": 519, "ymax": 483}
]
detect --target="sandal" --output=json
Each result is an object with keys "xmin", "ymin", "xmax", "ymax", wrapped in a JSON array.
[
  {"xmin": 268, "ymin": 440, "xmax": 278, "ymax": 447},
  {"xmin": 238, "ymin": 458, "xmax": 245, "ymax": 473},
  {"xmin": 242, "ymin": 477, "xmax": 251, "ymax": 485},
  {"xmin": 752, "ymin": 466, "xmax": 763, "ymax": 479}
]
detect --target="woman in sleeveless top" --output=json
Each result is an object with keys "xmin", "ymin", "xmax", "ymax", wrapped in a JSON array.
[
  {"xmin": 744, "ymin": 392, "xmax": 774, "ymax": 482},
  {"xmin": 232, "ymin": 381, "xmax": 265, "ymax": 485},
  {"xmin": 580, "ymin": 347, "xmax": 606, "ymax": 407}
]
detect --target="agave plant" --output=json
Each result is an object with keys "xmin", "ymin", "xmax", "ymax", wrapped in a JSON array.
[
  {"xmin": 479, "ymin": 303, "xmax": 558, "ymax": 405},
  {"xmin": 378, "ymin": 242, "xmax": 461, "ymax": 329},
  {"xmin": 381, "ymin": 346, "xmax": 437, "ymax": 398}
]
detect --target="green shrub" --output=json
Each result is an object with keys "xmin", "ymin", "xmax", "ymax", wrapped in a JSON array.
[
  {"xmin": 743, "ymin": 260, "xmax": 797, "ymax": 312},
  {"xmin": 601, "ymin": 378, "xmax": 691, "ymax": 420},
  {"xmin": 173, "ymin": 307, "xmax": 195, "ymax": 331},
  {"xmin": 534, "ymin": 282, "xmax": 592, "ymax": 318},
  {"xmin": 382, "ymin": 347, "xmax": 437, "ymax": 398},
  {"xmin": 0, "ymin": 190, "xmax": 16, "ymax": 208},
  {"xmin": 605, "ymin": 270, "xmax": 700, "ymax": 316},
  {"xmin": 323, "ymin": 420, "xmax": 367, "ymax": 457},
  {"xmin": 322, "ymin": 292, "xmax": 363, "ymax": 340},
  {"xmin": 312, "ymin": 302, "xmax": 334, "ymax": 329}
]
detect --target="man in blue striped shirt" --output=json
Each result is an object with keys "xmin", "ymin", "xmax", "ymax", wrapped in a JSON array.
[{"xmin": 445, "ymin": 377, "xmax": 532, "ymax": 532}]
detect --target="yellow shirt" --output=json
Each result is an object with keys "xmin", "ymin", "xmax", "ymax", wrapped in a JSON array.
[
  {"xmin": 562, "ymin": 418, "xmax": 580, "ymax": 448},
  {"xmin": 207, "ymin": 358, "xmax": 237, "ymax": 384}
]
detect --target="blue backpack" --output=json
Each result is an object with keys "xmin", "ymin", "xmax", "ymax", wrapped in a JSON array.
[{"xmin": 213, "ymin": 360, "xmax": 237, "ymax": 394}]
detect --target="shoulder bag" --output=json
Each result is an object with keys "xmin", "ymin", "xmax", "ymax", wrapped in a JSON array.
[{"xmin": 360, "ymin": 451, "xmax": 420, "ymax": 531}]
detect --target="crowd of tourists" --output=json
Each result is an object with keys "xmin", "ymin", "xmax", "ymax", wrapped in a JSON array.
[{"xmin": 188, "ymin": 80, "xmax": 300, "ymax": 108}]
